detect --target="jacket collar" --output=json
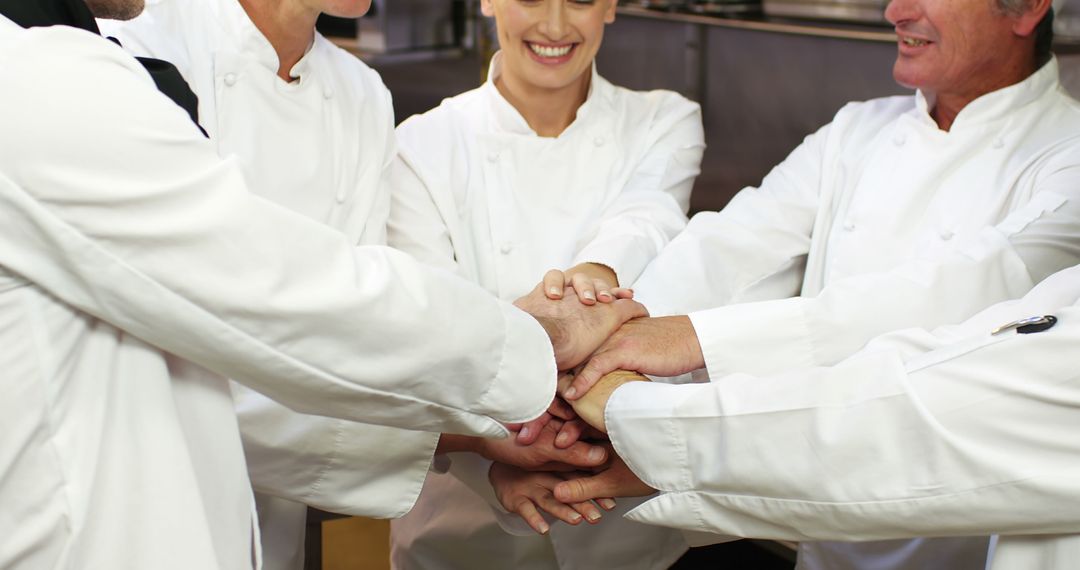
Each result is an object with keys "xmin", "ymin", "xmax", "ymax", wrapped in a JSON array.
[
  {"xmin": 913, "ymin": 56, "xmax": 1060, "ymax": 132},
  {"xmin": 212, "ymin": 0, "xmax": 317, "ymax": 82},
  {"xmin": 481, "ymin": 51, "xmax": 607, "ymax": 138}
]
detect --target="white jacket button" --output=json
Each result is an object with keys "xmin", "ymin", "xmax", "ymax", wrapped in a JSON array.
[
  {"xmin": 939, "ymin": 229, "xmax": 955, "ymax": 241},
  {"xmin": 223, "ymin": 72, "xmax": 237, "ymax": 87},
  {"xmin": 892, "ymin": 134, "xmax": 906, "ymax": 147},
  {"xmin": 500, "ymin": 244, "xmax": 512, "ymax": 254},
  {"xmin": 842, "ymin": 220, "xmax": 856, "ymax": 231},
  {"xmin": 323, "ymin": 87, "xmax": 334, "ymax": 100},
  {"xmin": 487, "ymin": 152, "xmax": 499, "ymax": 163},
  {"xmin": 594, "ymin": 136, "xmax": 605, "ymax": 147}
]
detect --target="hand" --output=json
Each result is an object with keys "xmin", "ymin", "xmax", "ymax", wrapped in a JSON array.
[
  {"xmin": 565, "ymin": 316, "xmax": 704, "ymax": 400},
  {"xmin": 559, "ymin": 370, "xmax": 649, "ymax": 433},
  {"xmin": 555, "ymin": 453, "xmax": 656, "ymax": 503},
  {"xmin": 489, "ymin": 463, "xmax": 609, "ymax": 535},
  {"xmin": 506, "ymin": 391, "xmax": 577, "ymax": 445},
  {"xmin": 515, "ymin": 284, "xmax": 649, "ymax": 370},
  {"xmin": 475, "ymin": 420, "xmax": 609, "ymax": 471},
  {"xmin": 541, "ymin": 263, "xmax": 633, "ymax": 305}
]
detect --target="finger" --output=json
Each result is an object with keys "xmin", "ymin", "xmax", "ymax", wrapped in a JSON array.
[
  {"xmin": 547, "ymin": 395, "xmax": 576, "ymax": 421},
  {"xmin": 554, "ymin": 419, "xmax": 585, "ymax": 449},
  {"xmin": 515, "ymin": 413, "xmax": 552, "ymax": 445},
  {"xmin": 553, "ymin": 439, "xmax": 608, "ymax": 468},
  {"xmin": 542, "ymin": 269, "xmax": 566, "ymax": 300},
  {"xmin": 570, "ymin": 273, "xmax": 597, "ymax": 305},
  {"xmin": 593, "ymin": 278, "xmax": 614, "ymax": 303},
  {"xmin": 610, "ymin": 287, "xmax": 634, "ymax": 300},
  {"xmin": 569, "ymin": 500, "xmax": 604, "ymax": 523},
  {"xmin": 554, "ymin": 475, "xmax": 610, "ymax": 504},
  {"xmin": 564, "ymin": 353, "xmax": 618, "ymax": 400},
  {"xmin": 612, "ymin": 298, "xmax": 649, "ymax": 321},
  {"xmin": 536, "ymin": 494, "xmax": 586, "ymax": 526},
  {"xmin": 512, "ymin": 499, "xmax": 551, "ymax": 535}
]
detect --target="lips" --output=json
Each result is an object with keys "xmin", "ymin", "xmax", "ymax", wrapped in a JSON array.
[{"xmin": 525, "ymin": 41, "xmax": 577, "ymax": 64}]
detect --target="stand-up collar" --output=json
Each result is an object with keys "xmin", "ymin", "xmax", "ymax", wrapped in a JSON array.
[
  {"xmin": 481, "ymin": 51, "xmax": 604, "ymax": 138},
  {"xmin": 213, "ymin": 0, "xmax": 316, "ymax": 83},
  {"xmin": 914, "ymin": 56, "xmax": 1060, "ymax": 132}
]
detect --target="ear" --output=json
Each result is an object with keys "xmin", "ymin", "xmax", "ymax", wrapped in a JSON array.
[
  {"xmin": 480, "ymin": 0, "xmax": 496, "ymax": 18},
  {"xmin": 1013, "ymin": 0, "xmax": 1052, "ymax": 37},
  {"xmin": 604, "ymin": 0, "xmax": 617, "ymax": 24}
]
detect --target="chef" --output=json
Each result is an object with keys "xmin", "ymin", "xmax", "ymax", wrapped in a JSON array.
[
  {"xmin": 556, "ymin": 261, "xmax": 1080, "ymax": 570},
  {"xmin": 384, "ymin": 0, "xmax": 704, "ymax": 568},
  {"xmin": 560, "ymin": 0, "xmax": 1080, "ymax": 568},
  {"xmin": 97, "ymin": 1, "xmax": 613, "ymax": 569},
  {"xmin": 0, "ymin": 1, "xmax": 646, "ymax": 568}
]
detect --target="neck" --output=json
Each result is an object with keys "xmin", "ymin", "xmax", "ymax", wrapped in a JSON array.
[
  {"xmin": 237, "ymin": 0, "xmax": 317, "ymax": 82},
  {"xmin": 495, "ymin": 67, "xmax": 591, "ymax": 138},
  {"xmin": 930, "ymin": 48, "xmax": 1038, "ymax": 132}
]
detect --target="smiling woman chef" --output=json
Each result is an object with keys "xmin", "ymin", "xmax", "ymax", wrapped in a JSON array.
[{"xmin": 385, "ymin": 0, "xmax": 705, "ymax": 569}]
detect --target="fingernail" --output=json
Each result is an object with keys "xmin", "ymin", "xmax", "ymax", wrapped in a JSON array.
[
  {"xmin": 556, "ymin": 433, "xmax": 569, "ymax": 446},
  {"xmin": 569, "ymin": 512, "xmax": 582, "ymax": 522},
  {"xmin": 564, "ymin": 387, "xmax": 577, "ymax": 399},
  {"xmin": 549, "ymin": 286, "xmax": 561, "ymax": 296},
  {"xmin": 538, "ymin": 522, "xmax": 550, "ymax": 534},
  {"xmin": 586, "ymin": 511, "xmax": 602, "ymax": 522},
  {"xmin": 519, "ymin": 426, "xmax": 531, "ymax": 440},
  {"xmin": 588, "ymin": 447, "xmax": 606, "ymax": 462},
  {"xmin": 583, "ymin": 291, "xmax": 595, "ymax": 301},
  {"xmin": 599, "ymin": 499, "xmax": 617, "ymax": 510}
]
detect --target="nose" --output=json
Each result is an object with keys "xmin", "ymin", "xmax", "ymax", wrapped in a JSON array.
[
  {"xmin": 538, "ymin": 0, "xmax": 569, "ymax": 40},
  {"xmin": 884, "ymin": 0, "xmax": 917, "ymax": 26}
]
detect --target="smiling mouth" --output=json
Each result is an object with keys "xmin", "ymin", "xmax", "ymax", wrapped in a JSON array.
[
  {"xmin": 527, "ymin": 42, "xmax": 575, "ymax": 58},
  {"xmin": 901, "ymin": 37, "xmax": 930, "ymax": 47}
]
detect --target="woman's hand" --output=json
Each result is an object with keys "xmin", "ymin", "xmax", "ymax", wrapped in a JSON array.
[
  {"xmin": 541, "ymin": 263, "xmax": 632, "ymax": 305},
  {"xmin": 490, "ymin": 463, "xmax": 613, "ymax": 535}
]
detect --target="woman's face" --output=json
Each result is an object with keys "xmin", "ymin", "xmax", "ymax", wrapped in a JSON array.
[{"xmin": 483, "ymin": 0, "xmax": 616, "ymax": 93}]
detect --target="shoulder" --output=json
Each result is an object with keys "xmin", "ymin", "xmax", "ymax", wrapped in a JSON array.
[
  {"xmin": 830, "ymin": 95, "xmax": 913, "ymax": 132},
  {"xmin": 396, "ymin": 85, "xmax": 486, "ymax": 148},
  {"xmin": 597, "ymin": 76, "xmax": 703, "ymax": 144},
  {"xmin": 316, "ymin": 36, "xmax": 393, "ymax": 110}
]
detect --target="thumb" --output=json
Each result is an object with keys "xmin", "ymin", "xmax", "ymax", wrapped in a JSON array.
[
  {"xmin": 612, "ymin": 298, "xmax": 649, "ymax": 322},
  {"xmin": 556, "ymin": 440, "xmax": 608, "ymax": 468},
  {"xmin": 555, "ymin": 475, "xmax": 608, "ymax": 503}
]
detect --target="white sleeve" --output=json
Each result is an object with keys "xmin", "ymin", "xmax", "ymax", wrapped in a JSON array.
[
  {"xmin": 607, "ymin": 265, "xmax": 1080, "ymax": 540},
  {"xmin": 571, "ymin": 96, "xmax": 704, "ymax": 285},
  {"xmin": 0, "ymin": 27, "xmax": 555, "ymax": 438},
  {"xmin": 688, "ymin": 162, "xmax": 1080, "ymax": 377},
  {"xmin": 232, "ymin": 381, "xmax": 439, "ymax": 517},
  {"xmin": 630, "ymin": 122, "xmax": 829, "ymax": 316}
]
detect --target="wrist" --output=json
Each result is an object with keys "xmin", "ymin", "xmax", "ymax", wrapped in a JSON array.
[{"xmin": 436, "ymin": 433, "xmax": 480, "ymax": 456}]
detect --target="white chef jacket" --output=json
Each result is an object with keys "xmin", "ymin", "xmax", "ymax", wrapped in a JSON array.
[
  {"xmin": 0, "ymin": 16, "xmax": 556, "ymax": 570},
  {"xmin": 386, "ymin": 54, "xmax": 704, "ymax": 570},
  {"xmin": 101, "ymin": 2, "xmax": 442, "ymax": 569},
  {"xmin": 631, "ymin": 58, "xmax": 1080, "ymax": 568},
  {"xmin": 607, "ymin": 262, "xmax": 1080, "ymax": 570}
]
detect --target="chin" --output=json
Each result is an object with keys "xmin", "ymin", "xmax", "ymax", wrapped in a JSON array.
[{"xmin": 326, "ymin": 0, "xmax": 372, "ymax": 18}]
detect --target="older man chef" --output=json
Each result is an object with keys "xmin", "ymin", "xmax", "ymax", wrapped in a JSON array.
[
  {"xmin": 560, "ymin": 0, "xmax": 1080, "ymax": 568},
  {"xmin": 559, "ymin": 261, "xmax": 1080, "ymax": 570},
  {"xmin": 0, "ymin": 1, "xmax": 646, "ymax": 568}
]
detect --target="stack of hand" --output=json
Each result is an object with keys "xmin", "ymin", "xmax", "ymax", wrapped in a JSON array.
[{"xmin": 464, "ymin": 264, "xmax": 706, "ymax": 534}]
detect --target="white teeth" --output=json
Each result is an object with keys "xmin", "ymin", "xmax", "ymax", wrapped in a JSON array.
[
  {"xmin": 902, "ymin": 37, "xmax": 928, "ymax": 47},
  {"xmin": 528, "ymin": 43, "xmax": 572, "ymax": 58}
]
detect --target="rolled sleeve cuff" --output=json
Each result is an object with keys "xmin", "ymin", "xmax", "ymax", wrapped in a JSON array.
[
  {"xmin": 476, "ymin": 302, "xmax": 558, "ymax": 428},
  {"xmin": 688, "ymin": 297, "xmax": 815, "ymax": 378},
  {"xmin": 606, "ymin": 381, "xmax": 695, "ymax": 492}
]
